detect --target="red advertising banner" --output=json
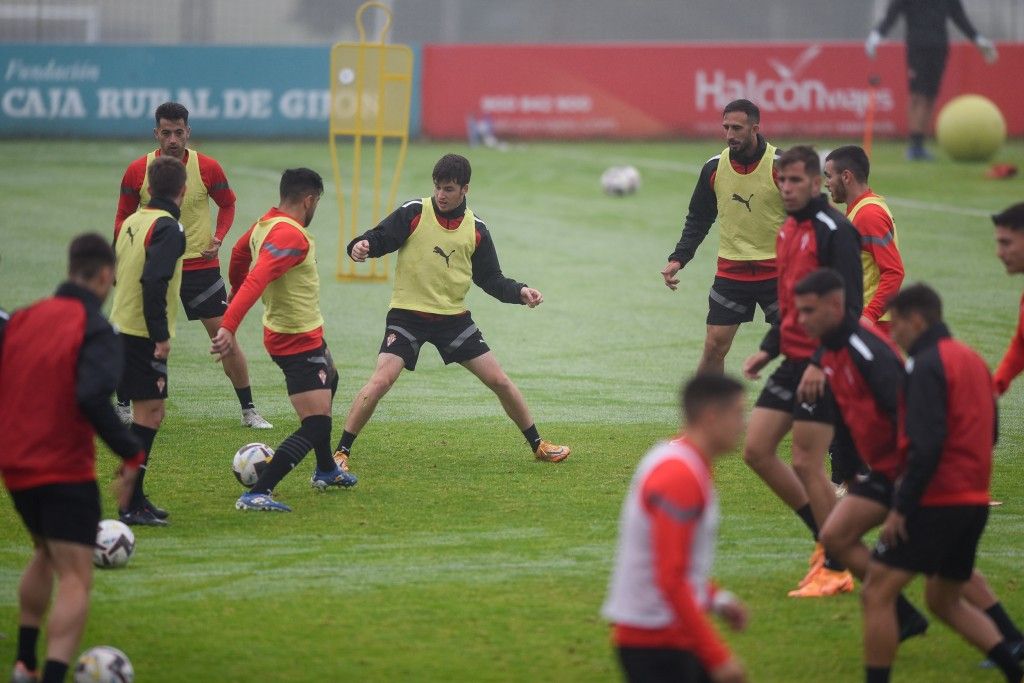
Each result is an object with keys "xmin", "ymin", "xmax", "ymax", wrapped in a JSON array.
[{"xmin": 422, "ymin": 42, "xmax": 1024, "ymax": 139}]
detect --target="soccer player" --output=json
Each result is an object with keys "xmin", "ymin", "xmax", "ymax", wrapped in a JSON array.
[
  {"xmin": 991, "ymin": 203, "xmax": 1024, "ymax": 396},
  {"xmin": 741, "ymin": 146, "xmax": 862, "ymax": 597},
  {"xmin": 865, "ymin": 0, "xmax": 998, "ymax": 161},
  {"xmin": 862, "ymin": 284, "xmax": 1023, "ymax": 683},
  {"xmin": 1, "ymin": 234, "xmax": 143, "ymax": 683},
  {"xmin": 335, "ymin": 154, "xmax": 569, "ymax": 467},
  {"xmin": 110, "ymin": 155, "xmax": 188, "ymax": 527},
  {"xmin": 661, "ymin": 99, "xmax": 786, "ymax": 375},
  {"xmin": 603, "ymin": 374, "xmax": 749, "ymax": 683},
  {"xmin": 115, "ymin": 101, "xmax": 271, "ymax": 429},
  {"xmin": 823, "ymin": 146, "xmax": 904, "ymax": 334},
  {"xmin": 798, "ymin": 270, "xmax": 1024, "ymax": 661},
  {"xmin": 211, "ymin": 168, "xmax": 355, "ymax": 513}
]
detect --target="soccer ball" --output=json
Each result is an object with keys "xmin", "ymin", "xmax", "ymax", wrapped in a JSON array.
[
  {"xmin": 600, "ymin": 165, "xmax": 641, "ymax": 196},
  {"xmin": 73, "ymin": 646, "xmax": 134, "ymax": 683},
  {"xmin": 92, "ymin": 520, "xmax": 135, "ymax": 569},
  {"xmin": 232, "ymin": 442, "xmax": 274, "ymax": 488}
]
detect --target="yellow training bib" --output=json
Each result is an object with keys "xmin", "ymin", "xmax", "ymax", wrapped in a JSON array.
[
  {"xmin": 390, "ymin": 199, "xmax": 477, "ymax": 315},
  {"xmin": 248, "ymin": 215, "xmax": 324, "ymax": 334},
  {"xmin": 110, "ymin": 208, "xmax": 184, "ymax": 339},
  {"xmin": 714, "ymin": 143, "xmax": 787, "ymax": 261},
  {"xmin": 849, "ymin": 194, "xmax": 899, "ymax": 323},
  {"xmin": 140, "ymin": 150, "xmax": 212, "ymax": 261}
]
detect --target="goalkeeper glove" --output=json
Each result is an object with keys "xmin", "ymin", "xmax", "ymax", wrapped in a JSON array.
[{"xmin": 976, "ymin": 36, "xmax": 998, "ymax": 64}]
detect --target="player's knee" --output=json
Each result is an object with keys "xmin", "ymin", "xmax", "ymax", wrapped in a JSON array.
[
  {"xmin": 702, "ymin": 334, "xmax": 732, "ymax": 360},
  {"xmin": 742, "ymin": 443, "xmax": 770, "ymax": 468},
  {"xmin": 790, "ymin": 448, "xmax": 823, "ymax": 481}
]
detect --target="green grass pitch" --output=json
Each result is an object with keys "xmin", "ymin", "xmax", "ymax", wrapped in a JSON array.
[{"xmin": 0, "ymin": 138, "xmax": 1022, "ymax": 682}]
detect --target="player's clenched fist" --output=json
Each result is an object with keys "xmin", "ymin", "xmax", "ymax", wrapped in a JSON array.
[
  {"xmin": 520, "ymin": 287, "xmax": 543, "ymax": 308},
  {"xmin": 350, "ymin": 239, "xmax": 370, "ymax": 262},
  {"xmin": 661, "ymin": 260, "xmax": 682, "ymax": 290}
]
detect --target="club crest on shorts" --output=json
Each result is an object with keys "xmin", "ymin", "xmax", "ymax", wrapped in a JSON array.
[
  {"xmin": 156, "ymin": 377, "xmax": 166, "ymax": 393},
  {"xmin": 318, "ymin": 369, "xmax": 328, "ymax": 385},
  {"xmin": 386, "ymin": 332, "xmax": 397, "ymax": 347}
]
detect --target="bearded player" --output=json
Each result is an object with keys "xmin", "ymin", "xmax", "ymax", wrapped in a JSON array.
[{"xmin": 115, "ymin": 101, "xmax": 271, "ymax": 429}]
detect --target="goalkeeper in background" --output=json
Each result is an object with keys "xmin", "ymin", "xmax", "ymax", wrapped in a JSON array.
[{"xmin": 865, "ymin": 0, "xmax": 998, "ymax": 161}]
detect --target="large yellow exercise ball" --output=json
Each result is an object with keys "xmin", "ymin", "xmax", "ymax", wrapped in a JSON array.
[{"xmin": 936, "ymin": 94, "xmax": 1006, "ymax": 162}]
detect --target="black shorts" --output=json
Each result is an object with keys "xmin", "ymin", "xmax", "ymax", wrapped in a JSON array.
[
  {"xmin": 380, "ymin": 308, "xmax": 490, "ymax": 371},
  {"xmin": 907, "ymin": 45, "xmax": 949, "ymax": 98},
  {"xmin": 271, "ymin": 342, "xmax": 339, "ymax": 396},
  {"xmin": 848, "ymin": 471, "xmax": 895, "ymax": 507},
  {"xmin": 118, "ymin": 334, "xmax": 168, "ymax": 401},
  {"xmin": 616, "ymin": 647, "xmax": 711, "ymax": 683},
  {"xmin": 11, "ymin": 481, "xmax": 101, "ymax": 547},
  {"xmin": 754, "ymin": 359, "xmax": 836, "ymax": 424},
  {"xmin": 707, "ymin": 276, "xmax": 779, "ymax": 326},
  {"xmin": 873, "ymin": 505, "xmax": 988, "ymax": 582},
  {"xmin": 180, "ymin": 267, "xmax": 228, "ymax": 321}
]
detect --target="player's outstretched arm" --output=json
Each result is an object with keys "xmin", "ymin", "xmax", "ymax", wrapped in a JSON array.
[
  {"xmin": 347, "ymin": 201, "xmax": 420, "ymax": 261},
  {"xmin": 666, "ymin": 158, "xmax": 719, "ymax": 275},
  {"xmin": 471, "ymin": 224, "xmax": 529, "ymax": 304}
]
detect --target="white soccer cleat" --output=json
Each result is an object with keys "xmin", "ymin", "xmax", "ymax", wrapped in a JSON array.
[
  {"xmin": 114, "ymin": 402, "xmax": 132, "ymax": 426},
  {"xmin": 241, "ymin": 408, "xmax": 273, "ymax": 429}
]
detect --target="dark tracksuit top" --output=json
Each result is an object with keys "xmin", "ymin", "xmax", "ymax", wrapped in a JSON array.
[
  {"xmin": 820, "ymin": 315, "xmax": 906, "ymax": 482},
  {"xmin": 896, "ymin": 323, "xmax": 995, "ymax": 515},
  {"xmin": 0, "ymin": 282, "xmax": 144, "ymax": 491},
  {"xmin": 875, "ymin": 0, "xmax": 980, "ymax": 47},
  {"xmin": 348, "ymin": 197, "xmax": 526, "ymax": 307},
  {"xmin": 760, "ymin": 195, "xmax": 864, "ymax": 362}
]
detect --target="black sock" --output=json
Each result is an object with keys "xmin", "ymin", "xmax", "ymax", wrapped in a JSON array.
[
  {"xmin": 865, "ymin": 666, "xmax": 890, "ymax": 683},
  {"xmin": 796, "ymin": 504, "xmax": 819, "ymax": 540},
  {"xmin": 41, "ymin": 660, "xmax": 68, "ymax": 683},
  {"xmin": 988, "ymin": 603, "xmax": 1024, "ymax": 643},
  {"xmin": 823, "ymin": 555, "xmax": 846, "ymax": 571},
  {"xmin": 522, "ymin": 424, "xmax": 541, "ymax": 451},
  {"xmin": 128, "ymin": 423, "xmax": 157, "ymax": 510},
  {"xmin": 910, "ymin": 133, "xmax": 924, "ymax": 150},
  {"xmin": 251, "ymin": 430, "xmax": 313, "ymax": 494},
  {"xmin": 16, "ymin": 625, "xmax": 39, "ymax": 670},
  {"xmin": 336, "ymin": 430, "xmax": 357, "ymax": 454},
  {"xmin": 302, "ymin": 415, "xmax": 335, "ymax": 472},
  {"xmin": 986, "ymin": 641, "xmax": 1024, "ymax": 682},
  {"xmin": 234, "ymin": 386, "xmax": 255, "ymax": 410}
]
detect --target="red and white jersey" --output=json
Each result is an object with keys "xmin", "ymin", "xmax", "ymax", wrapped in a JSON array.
[{"xmin": 602, "ymin": 437, "xmax": 730, "ymax": 669}]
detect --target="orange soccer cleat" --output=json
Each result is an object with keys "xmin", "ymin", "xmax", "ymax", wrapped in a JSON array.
[
  {"xmin": 333, "ymin": 450, "xmax": 352, "ymax": 473},
  {"xmin": 788, "ymin": 567, "xmax": 855, "ymax": 598},
  {"xmin": 535, "ymin": 441, "xmax": 571, "ymax": 463},
  {"xmin": 797, "ymin": 543, "xmax": 826, "ymax": 589}
]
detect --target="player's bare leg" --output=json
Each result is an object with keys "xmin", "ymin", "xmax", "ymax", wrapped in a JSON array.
[
  {"xmin": 18, "ymin": 539, "xmax": 53, "ymax": 633},
  {"xmin": 698, "ymin": 324, "xmax": 739, "ymax": 375},
  {"xmin": 790, "ymin": 420, "xmax": 836, "ymax": 530},
  {"xmin": 121, "ymin": 398, "xmax": 168, "ymax": 526},
  {"xmin": 862, "ymin": 563, "xmax": 915, "ymax": 671},
  {"xmin": 42, "ymin": 539, "xmax": 93, "ymax": 666},
  {"xmin": 929, "ymin": 578, "xmax": 1024, "ymax": 678},
  {"xmin": 963, "ymin": 570, "xmax": 1024, "ymax": 661},
  {"xmin": 461, "ymin": 351, "xmax": 569, "ymax": 462},
  {"xmin": 743, "ymin": 408, "xmax": 806, "ymax": 510},
  {"xmin": 344, "ymin": 353, "xmax": 405, "ymax": 435},
  {"xmin": 819, "ymin": 495, "xmax": 886, "ymax": 580},
  {"xmin": 201, "ymin": 316, "xmax": 271, "ymax": 429}
]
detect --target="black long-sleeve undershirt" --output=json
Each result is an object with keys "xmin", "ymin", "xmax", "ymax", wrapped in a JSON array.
[
  {"xmin": 348, "ymin": 197, "xmax": 527, "ymax": 305},
  {"xmin": 140, "ymin": 198, "xmax": 186, "ymax": 342}
]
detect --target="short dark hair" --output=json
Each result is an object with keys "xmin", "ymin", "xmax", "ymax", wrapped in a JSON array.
[
  {"xmin": 723, "ymin": 99, "xmax": 760, "ymax": 124},
  {"xmin": 279, "ymin": 168, "xmax": 324, "ymax": 203},
  {"xmin": 147, "ymin": 156, "xmax": 187, "ymax": 200},
  {"xmin": 888, "ymin": 283, "xmax": 943, "ymax": 326},
  {"xmin": 794, "ymin": 268, "xmax": 845, "ymax": 297},
  {"xmin": 992, "ymin": 203, "xmax": 1024, "ymax": 231},
  {"xmin": 432, "ymin": 154, "xmax": 472, "ymax": 186},
  {"xmin": 68, "ymin": 232, "xmax": 115, "ymax": 279},
  {"xmin": 778, "ymin": 145, "xmax": 820, "ymax": 176},
  {"xmin": 681, "ymin": 374, "xmax": 745, "ymax": 424},
  {"xmin": 825, "ymin": 145, "xmax": 870, "ymax": 183},
  {"xmin": 154, "ymin": 101, "xmax": 189, "ymax": 126}
]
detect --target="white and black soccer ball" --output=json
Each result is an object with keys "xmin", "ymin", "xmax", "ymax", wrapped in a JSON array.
[
  {"xmin": 73, "ymin": 645, "xmax": 134, "ymax": 683},
  {"xmin": 232, "ymin": 442, "xmax": 274, "ymax": 488},
  {"xmin": 600, "ymin": 165, "xmax": 641, "ymax": 196},
  {"xmin": 92, "ymin": 520, "xmax": 135, "ymax": 569}
]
